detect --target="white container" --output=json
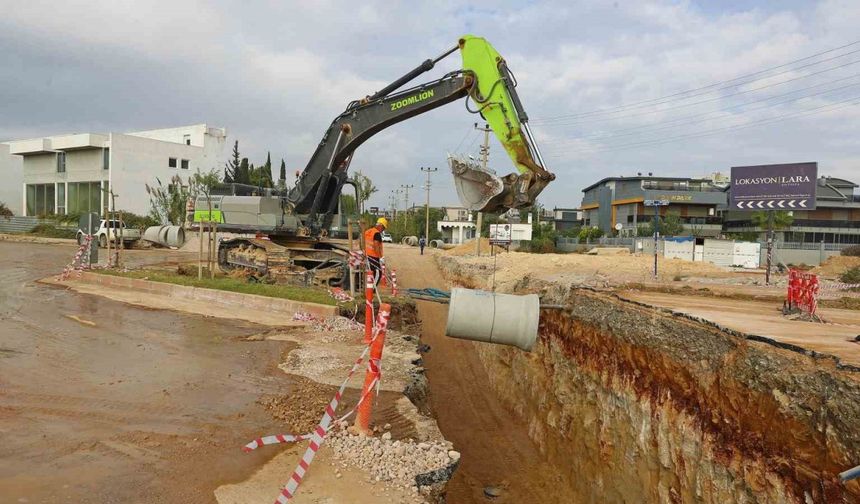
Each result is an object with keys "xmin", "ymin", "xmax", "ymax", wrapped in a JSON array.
[{"xmin": 445, "ymin": 288, "xmax": 540, "ymax": 351}]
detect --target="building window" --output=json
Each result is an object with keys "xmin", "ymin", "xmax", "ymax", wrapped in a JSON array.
[
  {"xmin": 57, "ymin": 152, "xmax": 66, "ymax": 173},
  {"xmin": 627, "ymin": 215, "xmax": 634, "ymax": 224},
  {"xmin": 67, "ymin": 181, "xmax": 102, "ymax": 215},
  {"xmin": 25, "ymin": 183, "xmax": 55, "ymax": 216},
  {"xmin": 183, "ymin": 134, "xmax": 191, "ymax": 145},
  {"xmin": 57, "ymin": 183, "xmax": 66, "ymax": 215},
  {"xmin": 181, "ymin": 159, "xmax": 189, "ymax": 170},
  {"xmin": 169, "ymin": 157, "xmax": 177, "ymax": 168},
  {"xmin": 103, "ymin": 148, "xmax": 110, "ymax": 170}
]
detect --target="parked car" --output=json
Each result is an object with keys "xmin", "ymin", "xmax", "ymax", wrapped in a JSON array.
[
  {"xmin": 381, "ymin": 231, "xmax": 393, "ymax": 243},
  {"xmin": 77, "ymin": 219, "xmax": 141, "ymax": 248}
]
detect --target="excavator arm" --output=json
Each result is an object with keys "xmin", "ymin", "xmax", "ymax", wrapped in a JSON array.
[{"xmin": 287, "ymin": 35, "xmax": 554, "ymax": 235}]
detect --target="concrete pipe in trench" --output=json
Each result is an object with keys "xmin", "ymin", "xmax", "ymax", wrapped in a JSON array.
[{"xmin": 445, "ymin": 288, "xmax": 539, "ymax": 351}]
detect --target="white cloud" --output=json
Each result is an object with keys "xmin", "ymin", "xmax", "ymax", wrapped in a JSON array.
[{"xmin": 0, "ymin": 0, "xmax": 858, "ymax": 209}]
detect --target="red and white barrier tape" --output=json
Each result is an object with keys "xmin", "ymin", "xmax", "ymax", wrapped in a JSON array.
[
  {"xmin": 57, "ymin": 235, "xmax": 93, "ymax": 281},
  {"xmin": 244, "ymin": 311, "xmax": 388, "ymax": 503},
  {"xmin": 389, "ymin": 268, "xmax": 398, "ymax": 296},
  {"xmin": 328, "ymin": 287, "xmax": 354, "ymax": 302},
  {"xmin": 819, "ymin": 282, "xmax": 860, "ymax": 291},
  {"xmin": 348, "ymin": 250, "xmax": 363, "ymax": 269}
]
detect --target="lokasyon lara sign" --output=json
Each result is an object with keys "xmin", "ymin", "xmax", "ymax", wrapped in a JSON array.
[{"xmin": 730, "ymin": 162, "xmax": 818, "ymax": 210}]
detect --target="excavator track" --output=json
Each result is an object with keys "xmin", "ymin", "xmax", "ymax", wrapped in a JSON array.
[{"xmin": 218, "ymin": 238, "xmax": 350, "ymax": 287}]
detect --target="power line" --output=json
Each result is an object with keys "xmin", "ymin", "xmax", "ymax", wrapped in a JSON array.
[
  {"xmin": 542, "ymin": 76, "xmax": 860, "ymax": 146},
  {"xmin": 543, "ymin": 94, "xmax": 860, "ymax": 156},
  {"xmin": 533, "ymin": 39, "xmax": 860, "ymax": 123},
  {"xmin": 535, "ymin": 57, "xmax": 860, "ymax": 127}
]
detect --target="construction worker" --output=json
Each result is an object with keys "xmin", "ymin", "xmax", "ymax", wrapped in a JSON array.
[
  {"xmin": 418, "ymin": 236, "xmax": 426, "ymax": 255},
  {"xmin": 364, "ymin": 217, "xmax": 388, "ymax": 286}
]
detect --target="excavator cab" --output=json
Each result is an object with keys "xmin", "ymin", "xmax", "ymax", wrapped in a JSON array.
[{"xmin": 452, "ymin": 35, "xmax": 555, "ymax": 212}]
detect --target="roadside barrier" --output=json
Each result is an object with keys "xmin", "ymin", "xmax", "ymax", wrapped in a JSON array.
[
  {"xmin": 57, "ymin": 235, "xmax": 92, "ymax": 281},
  {"xmin": 243, "ymin": 306, "xmax": 391, "ymax": 504},
  {"xmin": 348, "ymin": 250, "xmax": 363, "ymax": 269},
  {"xmin": 785, "ymin": 269, "xmax": 820, "ymax": 316}
]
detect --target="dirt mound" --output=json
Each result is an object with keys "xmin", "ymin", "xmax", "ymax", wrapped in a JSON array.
[
  {"xmin": 446, "ymin": 237, "xmax": 506, "ymax": 256},
  {"xmin": 813, "ymin": 256, "xmax": 860, "ymax": 277}
]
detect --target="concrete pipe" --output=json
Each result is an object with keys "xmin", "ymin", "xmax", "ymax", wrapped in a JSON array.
[
  {"xmin": 142, "ymin": 225, "xmax": 186, "ymax": 248},
  {"xmin": 403, "ymin": 236, "xmax": 418, "ymax": 247},
  {"xmin": 429, "ymin": 239, "xmax": 445, "ymax": 249},
  {"xmin": 445, "ymin": 288, "xmax": 540, "ymax": 351}
]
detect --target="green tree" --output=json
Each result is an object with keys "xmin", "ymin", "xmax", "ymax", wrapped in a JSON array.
[
  {"xmin": 751, "ymin": 210, "xmax": 794, "ymax": 230},
  {"xmin": 279, "ymin": 158, "xmax": 287, "ymax": 186},
  {"xmin": 638, "ymin": 213, "xmax": 686, "ymax": 237},
  {"xmin": 339, "ymin": 194, "xmax": 358, "ymax": 216},
  {"xmin": 578, "ymin": 226, "xmax": 604, "ymax": 240},
  {"xmin": 528, "ymin": 222, "xmax": 558, "ymax": 253},
  {"xmin": 224, "ymin": 140, "xmax": 240, "ymax": 183},
  {"xmin": 146, "ymin": 175, "xmax": 192, "ymax": 225},
  {"xmin": 235, "ymin": 158, "xmax": 250, "ymax": 185},
  {"xmin": 354, "ymin": 170, "xmax": 377, "ymax": 213}
]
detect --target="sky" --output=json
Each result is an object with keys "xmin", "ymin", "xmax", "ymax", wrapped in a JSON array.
[{"xmin": 1, "ymin": 0, "xmax": 859, "ymax": 211}]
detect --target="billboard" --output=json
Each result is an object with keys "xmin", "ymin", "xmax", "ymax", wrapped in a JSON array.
[
  {"xmin": 489, "ymin": 223, "xmax": 511, "ymax": 244},
  {"xmin": 730, "ymin": 162, "xmax": 817, "ymax": 210}
]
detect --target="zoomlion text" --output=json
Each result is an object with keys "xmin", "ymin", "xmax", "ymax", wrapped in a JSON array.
[{"xmin": 390, "ymin": 90, "xmax": 435, "ymax": 111}]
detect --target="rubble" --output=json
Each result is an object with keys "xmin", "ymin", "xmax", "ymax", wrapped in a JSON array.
[{"xmin": 326, "ymin": 421, "xmax": 459, "ymax": 499}]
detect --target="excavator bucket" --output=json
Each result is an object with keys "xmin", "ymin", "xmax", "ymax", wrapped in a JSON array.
[
  {"xmin": 449, "ymin": 155, "xmax": 504, "ymax": 211},
  {"xmin": 453, "ymin": 35, "xmax": 555, "ymax": 212}
]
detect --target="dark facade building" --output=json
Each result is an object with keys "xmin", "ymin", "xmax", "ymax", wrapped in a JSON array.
[{"xmin": 580, "ymin": 175, "xmax": 727, "ymax": 237}]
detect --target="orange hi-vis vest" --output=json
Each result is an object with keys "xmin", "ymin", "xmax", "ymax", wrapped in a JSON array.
[{"xmin": 364, "ymin": 227, "xmax": 383, "ymax": 258}]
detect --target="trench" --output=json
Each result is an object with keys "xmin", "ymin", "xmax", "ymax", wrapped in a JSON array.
[{"xmin": 471, "ymin": 285, "xmax": 860, "ymax": 503}]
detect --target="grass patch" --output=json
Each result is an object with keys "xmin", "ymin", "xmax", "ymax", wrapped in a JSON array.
[{"xmin": 94, "ymin": 269, "xmax": 338, "ymax": 306}]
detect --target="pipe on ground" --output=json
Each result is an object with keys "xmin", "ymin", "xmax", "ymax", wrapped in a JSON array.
[
  {"xmin": 445, "ymin": 288, "xmax": 539, "ymax": 351},
  {"xmin": 402, "ymin": 236, "xmax": 418, "ymax": 247},
  {"xmin": 143, "ymin": 225, "xmax": 186, "ymax": 248},
  {"xmin": 429, "ymin": 239, "xmax": 445, "ymax": 249}
]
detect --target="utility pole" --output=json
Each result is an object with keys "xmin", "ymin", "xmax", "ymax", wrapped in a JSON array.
[
  {"xmin": 475, "ymin": 123, "xmax": 491, "ymax": 255},
  {"xmin": 400, "ymin": 184, "xmax": 414, "ymax": 213},
  {"xmin": 420, "ymin": 166, "xmax": 437, "ymax": 241}
]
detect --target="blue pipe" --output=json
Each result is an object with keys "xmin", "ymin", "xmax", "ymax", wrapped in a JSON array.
[{"xmin": 840, "ymin": 464, "xmax": 860, "ymax": 482}]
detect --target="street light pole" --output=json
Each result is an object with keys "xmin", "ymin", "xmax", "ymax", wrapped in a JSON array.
[{"xmin": 420, "ymin": 167, "xmax": 437, "ymax": 241}]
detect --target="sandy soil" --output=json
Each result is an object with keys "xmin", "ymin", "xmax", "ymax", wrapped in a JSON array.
[
  {"xmin": 619, "ymin": 290, "xmax": 860, "ymax": 367},
  {"xmin": 385, "ymin": 246, "xmax": 576, "ymax": 504}
]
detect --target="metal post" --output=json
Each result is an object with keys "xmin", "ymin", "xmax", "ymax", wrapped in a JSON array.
[
  {"xmin": 766, "ymin": 210, "xmax": 774, "ymax": 285},
  {"xmin": 654, "ymin": 204, "xmax": 659, "ymax": 279},
  {"xmin": 475, "ymin": 123, "xmax": 491, "ymax": 255},
  {"xmin": 420, "ymin": 167, "xmax": 437, "ymax": 242},
  {"xmin": 347, "ymin": 219, "xmax": 355, "ymax": 297}
]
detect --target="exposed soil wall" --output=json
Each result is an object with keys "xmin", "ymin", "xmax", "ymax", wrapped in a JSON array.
[{"xmin": 438, "ymin": 256, "xmax": 860, "ymax": 503}]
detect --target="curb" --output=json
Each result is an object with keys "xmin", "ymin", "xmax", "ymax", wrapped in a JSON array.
[{"xmin": 76, "ymin": 271, "xmax": 337, "ymax": 318}]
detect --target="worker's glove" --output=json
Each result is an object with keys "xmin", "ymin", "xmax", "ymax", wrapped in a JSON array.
[{"xmin": 380, "ymin": 257, "xmax": 386, "ymax": 267}]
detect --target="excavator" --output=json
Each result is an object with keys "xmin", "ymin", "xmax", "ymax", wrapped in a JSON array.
[{"xmin": 196, "ymin": 35, "xmax": 555, "ymax": 286}]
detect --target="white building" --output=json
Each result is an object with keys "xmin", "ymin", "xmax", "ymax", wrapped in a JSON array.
[
  {"xmin": 0, "ymin": 143, "xmax": 24, "ymax": 213},
  {"xmin": 8, "ymin": 124, "xmax": 227, "ymax": 217},
  {"xmin": 436, "ymin": 205, "xmax": 476, "ymax": 244}
]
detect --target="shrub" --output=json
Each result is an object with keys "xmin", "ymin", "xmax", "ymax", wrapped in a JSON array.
[
  {"xmin": 30, "ymin": 223, "xmax": 76, "ymax": 239},
  {"xmin": 841, "ymin": 245, "xmax": 860, "ymax": 257},
  {"xmin": 840, "ymin": 266, "xmax": 860, "ymax": 290},
  {"xmin": 0, "ymin": 201, "xmax": 13, "ymax": 218}
]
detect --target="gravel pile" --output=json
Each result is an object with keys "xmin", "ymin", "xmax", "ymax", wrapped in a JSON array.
[{"xmin": 326, "ymin": 421, "xmax": 460, "ymax": 499}]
